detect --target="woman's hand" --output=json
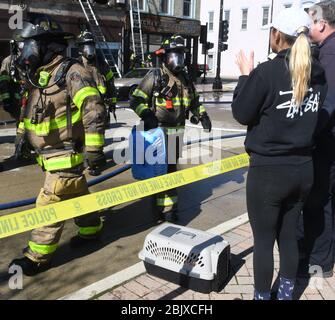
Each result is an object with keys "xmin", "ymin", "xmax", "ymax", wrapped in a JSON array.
[{"xmin": 235, "ymin": 50, "xmax": 255, "ymax": 76}]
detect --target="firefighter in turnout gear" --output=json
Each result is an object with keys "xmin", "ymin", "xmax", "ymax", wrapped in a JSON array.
[
  {"xmin": 9, "ymin": 15, "xmax": 107, "ymax": 275},
  {"xmin": 77, "ymin": 31, "xmax": 117, "ymax": 122},
  {"xmin": 130, "ymin": 35, "xmax": 212, "ymax": 222},
  {"xmin": 0, "ymin": 30, "xmax": 35, "ymax": 162}
]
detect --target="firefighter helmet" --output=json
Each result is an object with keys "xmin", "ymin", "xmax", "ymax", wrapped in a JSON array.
[
  {"xmin": 18, "ymin": 14, "xmax": 74, "ymax": 40},
  {"xmin": 76, "ymin": 31, "xmax": 95, "ymax": 46},
  {"xmin": 161, "ymin": 35, "xmax": 186, "ymax": 52}
]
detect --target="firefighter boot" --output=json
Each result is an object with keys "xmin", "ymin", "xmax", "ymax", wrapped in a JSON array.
[{"xmin": 9, "ymin": 257, "xmax": 51, "ymax": 276}]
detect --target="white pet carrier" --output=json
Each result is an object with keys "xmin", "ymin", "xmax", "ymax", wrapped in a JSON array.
[{"xmin": 138, "ymin": 223, "xmax": 231, "ymax": 293}]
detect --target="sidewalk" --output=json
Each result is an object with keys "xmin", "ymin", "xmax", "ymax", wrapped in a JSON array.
[{"xmin": 95, "ymin": 222, "xmax": 335, "ymax": 301}]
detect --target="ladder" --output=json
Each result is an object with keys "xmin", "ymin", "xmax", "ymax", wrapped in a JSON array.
[
  {"xmin": 78, "ymin": 0, "xmax": 122, "ymax": 78},
  {"xmin": 129, "ymin": 0, "xmax": 145, "ymax": 65}
]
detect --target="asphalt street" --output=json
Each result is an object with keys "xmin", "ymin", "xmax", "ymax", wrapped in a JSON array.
[{"xmin": 0, "ymin": 91, "xmax": 248, "ymax": 299}]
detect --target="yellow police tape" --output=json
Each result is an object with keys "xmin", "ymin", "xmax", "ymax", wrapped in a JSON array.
[{"xmin": 0, "ymin": 153, "xmax": 249, "ymax": 239}]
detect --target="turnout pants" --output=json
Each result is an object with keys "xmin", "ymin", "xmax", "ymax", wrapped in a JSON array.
[
  {"xmin": 24, "ymin": 168, "xmax": 102, "ymax": 263},
  {"xmin": 155, "ymin": 127, "xmax": 184, "ymax": 215}
]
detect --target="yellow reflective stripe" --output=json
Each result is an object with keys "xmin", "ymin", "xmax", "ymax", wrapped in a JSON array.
[
  {"xmin": 18, "ymin": 122, "xmax": 24, "ymax": 130},
  {"xmin": 28, "ymin": 241, "xmax": 58, "ymax": 255},
  {"xmin": 135, "ymin": 103, "xmax": 149, "ymax": 116},
  {"xmin": 23, "ymin": 110, "xmax": 82, "ymax": 136},
  {"xmin": 106, "ymin": 70, "xmax": 114, "ymax": 81},
  {"xmin": 79, "ymin": 222, "xmax": 103, "ymax": 236},
  {"xmin": 0, "ymin": 75, "xmax": 10, "ymax": 82},
  {"xmin": 38, "ymin": 153, "xmax": 84, "ymax": 171},
  {"xmin": 111, "ymin": 97, "xmax": 117, "ymax": 103},
  {"xmin": 85, "ymin": 133, "xmax": 105, "ymax": 147},
  {"xmin": 156, "ymin": 98, "xmax": 165, "ymax": 107},
  {"xmin": 36, "ymin": 155, "xmax": 43, "ymax": 167},
  {"xmin": 133, "ymin": 88, "xmax": 149, "ymax": 100},
  {"xmin": 157, "ymin": 196, "xmax": 178, "ymax": 207},
  {"xmin": 198, "ymin": 105, "xmax": 206, "ymax": 114},
  {"xmin": 14, "ymin": 93, "xmax": 21, "ymax": 100},
  {"xmin": 98, "ymin": 85, "xmax": 107, "ymax": 95},
  {"xmin": 72, "ymin": 87, "xmax": 100, "ymax": 110}
]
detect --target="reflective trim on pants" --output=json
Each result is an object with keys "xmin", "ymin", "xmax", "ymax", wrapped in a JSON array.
[
  {"xmin": 28, "ymin": 241, "xmax": 58, "ymax": 255},
  {"xmin": 79, "ymin": 221, "xmax": 103, "ymax": 236},
  {"xmin": 156, "ymin": 195, "xmax": 178, "ymax": 207}
]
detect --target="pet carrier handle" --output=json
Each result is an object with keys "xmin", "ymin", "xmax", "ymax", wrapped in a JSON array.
[{"xmin": 176, "ymin": 231, "xmax": 196, "ymax": 239}]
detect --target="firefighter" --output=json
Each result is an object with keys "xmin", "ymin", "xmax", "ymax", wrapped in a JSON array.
[
  {"xmin": 0, "ymin": 49, "xmax": 21, "ymax": 122},
  {"xmin": 0, "ymin": 32, "xmax": 33, "ymax": 162},
  {"xmin": 9, "ymin": 15, "xmax": 107, "ymax": 275},
  {"xmin": 76, "ymin": 30, "xmax": 117, "ymax": 175},
  {"xmin": 130, "ymin": 35, "xmax": 212, "ymax": 222}
]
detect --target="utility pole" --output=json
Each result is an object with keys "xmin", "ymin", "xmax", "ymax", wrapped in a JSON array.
[{"xmin": 213, "ymin": 0, "xmax": 224, "ymax": 90}]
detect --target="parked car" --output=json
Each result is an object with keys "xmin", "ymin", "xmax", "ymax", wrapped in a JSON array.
[{"xmin": 114, "ymin": 68, "xmax": 155, "ymax": 100}]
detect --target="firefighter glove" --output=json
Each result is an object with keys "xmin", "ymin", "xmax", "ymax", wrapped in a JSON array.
[
  {"xmin": 141, "ymin": 109, "xmax": 158, "ymax": 131},
  {"xmin": 200, "ymin": 112, "xmax": 212, "ymax": 133}
]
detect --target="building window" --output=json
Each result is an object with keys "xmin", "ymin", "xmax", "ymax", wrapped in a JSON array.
[
  {"xmin": 284, "ymin": 3, "xmax": 292, "ymax": 8},
  {"xmin": 208, "ymin": 11, "xmax": 214, "ymax": 31},
  {"xmin": 241, "ymin": 9, "xmax": 248, "ymax": 30},
  {"xmin": 183, "ymin": 0, "xmax": 192, "ymax": 17},
  {"xmin": 224, "ymin": 10, "xmax": 230, "ymax": 23},
  {"xmin": 138, "ymin": 0, "xmax": 145, "ymax": 11},
  {"xmin": 262, "ymin": 7, "xmax": 270, "ymax": 26},
  {"xmin": 160, "ymin": 0, "xmax": 169, "ymax": 14}
]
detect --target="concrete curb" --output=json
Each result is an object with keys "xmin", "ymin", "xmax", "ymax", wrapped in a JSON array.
[{"xmin": 59, "ymin": 213, "xmax": 249, "ymax": 300}]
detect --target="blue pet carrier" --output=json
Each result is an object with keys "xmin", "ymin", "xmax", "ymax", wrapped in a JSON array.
[{"xmin": 130, "ymin": 126, "xmax": 167, "ymax": 180}]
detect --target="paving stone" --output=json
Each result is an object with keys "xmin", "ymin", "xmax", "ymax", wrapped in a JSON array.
[
  {"xmin": 142, "ymin": 286, "xmax": 174, "ymax": 300},
  {"xmin": 112, "ymin": 286, "xmax": 141, "ymax": 300},
  {"xmin": 237, "ymin": 276, "xmax": 254, "ymax": 285},
  {"xmin": 224, "ymin": 284, "xmax": 254, "ymax": 294},
  {"xmin": 97, "ymin": 292, "xmax": 120, "ymax": 300},
  {"xmin": 210, "ymin": 293, "xmax": 242, "ymax": 300},
  {"xmin": 135, "ymin": 274, "xmax": 163, "ymax": 291},
  {"xmin": 124, "ymin": 280, "xmax": 152, "ymax": 297}
]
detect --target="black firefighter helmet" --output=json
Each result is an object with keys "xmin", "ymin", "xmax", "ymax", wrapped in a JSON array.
[
  {"xmin": 156, "ymin": 35, "xmax": 186, "ymax": 74},
  {"xmin": 76, "ymin": 31, "xmax": 96, "ymax": 62}
]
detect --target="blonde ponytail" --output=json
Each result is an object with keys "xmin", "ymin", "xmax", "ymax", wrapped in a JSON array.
[{"xmin": 289, "ymin": 30, "xmax": 312, "ymax": 106}]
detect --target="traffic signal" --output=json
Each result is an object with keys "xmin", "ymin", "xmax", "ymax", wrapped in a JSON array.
[
  {"xmin": 220, "ymin": 20, "xmax": 229, "ymax": 43},
  {"xmin": 200, "ymin": 24, "xmax": 208, "ymax": 44},
  {"xmin": 218, "ymin": 42, "xmax": 228, "ymax": 52},
  {"xmin": 202, "ymin": 42, "xmax": 214, "ymax": 54},
  {"xmin": 206, "ymin": 42, "xmax": 214, "ymax": 50}
]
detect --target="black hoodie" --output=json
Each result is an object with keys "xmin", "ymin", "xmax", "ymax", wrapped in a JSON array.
[{"xmin": 232, "ymin": 49, "xmax": 328, "ymax": 166}]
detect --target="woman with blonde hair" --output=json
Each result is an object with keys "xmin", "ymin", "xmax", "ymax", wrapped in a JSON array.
[{"xmin": 232, "ymin": 8, "xmax": 328, "ymax": 300}]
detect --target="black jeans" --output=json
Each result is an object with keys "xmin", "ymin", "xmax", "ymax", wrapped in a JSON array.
[
  {"xmin": 247, "ymin": 161, "xmax": 313, "ymax": 292},
  {"xmin": 299, "ymin": 140, "xmax": 335, "ymax": 272}
]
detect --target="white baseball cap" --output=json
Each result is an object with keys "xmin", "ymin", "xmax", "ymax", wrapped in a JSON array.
[{"xmin": 271, "ymin": 7, "xmax": 312, "ymax": 37}]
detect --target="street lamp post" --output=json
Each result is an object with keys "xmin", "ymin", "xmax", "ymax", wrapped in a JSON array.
[
  {"xmin": 268, "ymin": 0, "xmax": 274, "ymax": 54},
  {"xmin": 213, "ymin": 0, "xmax": 224, "ymax": 90}
]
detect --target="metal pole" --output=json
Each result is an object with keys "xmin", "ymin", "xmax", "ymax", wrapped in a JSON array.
[
  {"xmin": 213, "ymin": 0, "xmax": 224, "ymax": 90},
  {"xmin": 202, "ymin": 23, "xmax": 208, "ymax": 84},
  {"xmin": 268, "ymin": 0, "xmax": 274, "ymax": 54},
  {"xmin": 202, "ymin": 48, "xmax": 207, "ymax": 84}
]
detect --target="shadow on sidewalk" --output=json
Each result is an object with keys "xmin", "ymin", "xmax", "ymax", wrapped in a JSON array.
[{"xmin": 157, "ymin": 246, "xmax": 254, "ymax": 300}]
